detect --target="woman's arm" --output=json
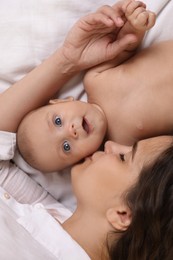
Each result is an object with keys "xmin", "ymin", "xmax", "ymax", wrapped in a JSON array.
[{"xmin": 0, "ymin": 3, "xmax": 134, "ymax": 133}]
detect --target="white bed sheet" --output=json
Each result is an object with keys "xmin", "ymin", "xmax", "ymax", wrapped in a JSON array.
[
  {"xmin": 0, "ymin": 0, "xmax": 173, "ymax": 257},
  {"xmin": 0, "ymin": 0, "xmax": 172, "ymax": 95}
]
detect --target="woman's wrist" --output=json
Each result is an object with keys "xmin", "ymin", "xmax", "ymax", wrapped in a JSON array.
[{"xmin": 52, "ymin": 47, "xmax": 81, "ymax": 76}]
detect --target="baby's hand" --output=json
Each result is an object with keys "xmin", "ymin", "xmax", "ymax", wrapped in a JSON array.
[{"xmin": 124, "ymin": 0, "xmax": 156, "ymax": 31}]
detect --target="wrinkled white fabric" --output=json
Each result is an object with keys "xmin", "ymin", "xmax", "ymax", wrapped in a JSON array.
[{"xmin": 0, "ymin": 131, "xmax": 89, "ymax": 259}]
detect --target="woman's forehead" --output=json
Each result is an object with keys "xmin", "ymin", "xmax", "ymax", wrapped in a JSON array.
[
  {"xmin": 135, "ymin": 136, "xmax": 173, "ymax": 163},
  {"xmin": 139, "ymin": 136, "xmax": 173, "ymax": 149}
]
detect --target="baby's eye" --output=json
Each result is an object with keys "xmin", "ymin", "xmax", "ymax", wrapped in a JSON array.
[
  {"xmin": 119, "ymin": 154, "xmax": 125, "ymax": 162},
  {"xmin": 63, "ymin": 141, "xmax": 71, "ymax": 152},
  {"xmin": 54, "ymin": 116, "xmax": 62, "ymax": 126}
]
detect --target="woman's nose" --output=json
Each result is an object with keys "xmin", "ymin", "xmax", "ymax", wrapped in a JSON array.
[{"xmin": 104, "ymin": 141, "xmax": 131, "ymax": 154}]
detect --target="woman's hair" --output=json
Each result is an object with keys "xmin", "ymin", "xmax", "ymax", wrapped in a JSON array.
[{"xmin": 108, "ymin": 144, "xmax": 173, "ymax": 260}]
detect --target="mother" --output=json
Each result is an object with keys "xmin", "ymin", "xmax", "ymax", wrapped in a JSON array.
[{"xmin": 63, "ymin": 135, "xmax": 173, "ymax": 259}]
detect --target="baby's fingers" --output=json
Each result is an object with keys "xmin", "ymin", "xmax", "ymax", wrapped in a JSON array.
[
  {"xmin": 145, "ymin": 11, "xmax": 156, "ymax": 30},
  {"xmin": 124, "ymin": 1, "xmax": 146, "ymax": 15},
  {"xmin": 132, "ymin": 10, "xmax": 156, "ymax": 31}
]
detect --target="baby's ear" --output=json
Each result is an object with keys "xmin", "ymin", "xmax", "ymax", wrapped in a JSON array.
[{"xmin": 49, "ymin": 96, "xmax": 74, "ymax": 104}]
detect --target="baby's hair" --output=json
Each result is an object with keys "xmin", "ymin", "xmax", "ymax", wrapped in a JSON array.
[{"xmin": 17, "ymin": 123, "xmax": 40, "ymax": 170}]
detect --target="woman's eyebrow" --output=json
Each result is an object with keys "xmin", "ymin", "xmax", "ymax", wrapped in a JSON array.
[{"xmin": 132, "ymin": 141, "xmax": 138, "ymax": 161}]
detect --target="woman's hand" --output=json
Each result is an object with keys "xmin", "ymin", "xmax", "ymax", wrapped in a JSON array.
[
  {"xmin": 60, "ymin": 3, "xmax": 136, "ymax": 72},
  {"xmin": 0, "ymin": 1, "xmax": 136, "ymax": 133}
]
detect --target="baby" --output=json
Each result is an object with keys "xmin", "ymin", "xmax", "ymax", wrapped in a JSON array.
[
  {"xmin": 84, "ymin": 11, "xmax": 172, "ymax": 146},
  {"xmin": 16, "ymin": 0, "xmax": 155, "ymax": 172}
]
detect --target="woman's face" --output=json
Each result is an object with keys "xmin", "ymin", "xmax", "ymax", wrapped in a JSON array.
[{"xmin": 71, "ymin": 136, "xmax": 173, "ymax": 211}]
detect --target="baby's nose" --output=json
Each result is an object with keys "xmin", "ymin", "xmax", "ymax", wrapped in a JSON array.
[{"xmin": 69, "ymin": 124, "xmax": 78, "ymax": 138}]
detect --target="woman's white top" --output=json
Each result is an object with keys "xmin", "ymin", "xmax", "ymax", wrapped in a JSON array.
[{"xmin": 0, "ymin": 131, "xmax": 90, "ymax": 260}]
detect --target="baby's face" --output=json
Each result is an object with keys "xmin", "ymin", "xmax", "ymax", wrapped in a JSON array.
[{"xmin": 17, "ymin": 100, "xmax": 107, "ymax": 172}]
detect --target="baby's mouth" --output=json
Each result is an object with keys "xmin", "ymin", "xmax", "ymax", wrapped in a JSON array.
[{"xmin": 82, "ymin": 117, "xmax": 92, "ymax": 134}]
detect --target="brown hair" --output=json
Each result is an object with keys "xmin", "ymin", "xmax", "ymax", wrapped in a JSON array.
[{"xmin": 108, "ymin": 145, "xmax": 173, "ymax": 260}]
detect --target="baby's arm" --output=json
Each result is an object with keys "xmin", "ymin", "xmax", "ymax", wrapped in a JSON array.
[{"xmin": 0, "ymin": 4, "xmax": 135, "ymax": 133}]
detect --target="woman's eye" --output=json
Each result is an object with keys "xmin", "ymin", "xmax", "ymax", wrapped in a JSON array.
[
  {"xmin": 63, "ymin": 141, "xmax": 71, "ymax": 152},
  {"xmin": 54, "ymin": 116, "xmax": 62, "ymax": 126},
  {"xmin": 119, "ymin": 154, "xmax": 125, "ymax": 161}
]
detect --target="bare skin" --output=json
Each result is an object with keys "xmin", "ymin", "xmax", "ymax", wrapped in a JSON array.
[
  {"xmin": 0, "ymin": 0, "xmax": 156, "ymax": 174},
  {"xmin": 63, "ymin": 135, "xmax": 173, "ymax": 259},
  {"xmin": 0, "ymin": 0, "xmax": 155, "ymax": 172},
  {"xmin": 85, "ymin": 41, "xmax": 173, "ymax": 146},
  {"xmin": 0, "ymin": 2, "xmax": 135, "ymax": 134},
  {"xmin": 84, "ymin": 2, "xmax": 173, "ymax": 146}
]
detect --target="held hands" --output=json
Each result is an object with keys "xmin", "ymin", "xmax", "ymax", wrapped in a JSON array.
[
  {"xmin": 60, "ymin": 2, "xmax": 137, "ymax": 72},
  {"xmin": 116, "ymin": 0, "xmax": 156, "ymax": 52}
]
